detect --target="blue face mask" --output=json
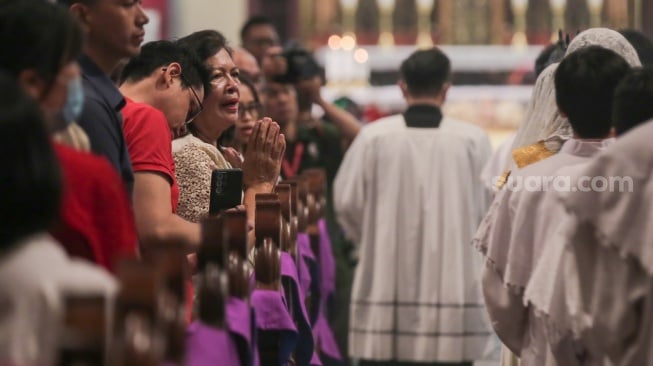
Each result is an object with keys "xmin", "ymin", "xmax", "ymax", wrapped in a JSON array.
[{"xmin": 61, "ymin": 76, "xmax": 84, "ymax": 124}]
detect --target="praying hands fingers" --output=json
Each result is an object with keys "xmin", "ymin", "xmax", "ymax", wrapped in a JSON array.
[{"xmin": 242, "ymin": 118, "xmax": 285, "ymax": 188}]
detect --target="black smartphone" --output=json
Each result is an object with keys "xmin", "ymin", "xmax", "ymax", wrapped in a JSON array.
[{"xmin": 209, "ymin": 169, "xmax": 243, "ymax": 215}]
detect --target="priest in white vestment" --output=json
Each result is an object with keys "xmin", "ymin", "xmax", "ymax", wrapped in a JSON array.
[
  {"xmin": 474, "ymin": 43, "xmax": 635, "ymax": 366},
  {"xmin": 334, "ymin": 47, "xmax": 493, "ymax": 366}
]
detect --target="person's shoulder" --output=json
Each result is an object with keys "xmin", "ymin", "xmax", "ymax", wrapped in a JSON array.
[
  {"xmin": 55, "ymin": 143, "xmax": 117, "ymax": 172},
  {"xmin": 57, "ymin": 258, "xmax": 119, "ymax": 294},
  {"xmin": 173, "ymin": 136, "xmax": 215, "ymax": 164},
  {"xmin": 122, "ymin": 99, "xmax": 167, "ymax": 126},
  {"xmin": 359, "ymin": 114, "xmax": 405, "ymax": 136},
  {"xmin": 78, "ymin": 87, "xmax": 114, "ymax": 125},
  {"xmin": 0, "ymin": 234, "xmax": 69, "ymax": 283},
  {"xmin": 54, "ymin": 143, "xmax": 125, "ymax": 187},
  {"xmin": 441, "ymin": 116, "xmax": 487, "ymax": 138}
]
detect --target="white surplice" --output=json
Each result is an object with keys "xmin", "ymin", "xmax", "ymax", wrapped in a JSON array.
[
  {"xmin": 473, "ymin": 138, "xmax": 613, "ymax": 365},
  {"xmin": 334, "ymin": 113, "xmax": 493, "ymax": 363},
  {"xmin": 481, "ymin": 133, "xmax": 516, "ymax": 193},
  {"xmin": 0, "ymin": 233, "xmax": 118, "ymax": 366},
  {"xmin": 527, "ymin": 120, "xmax": 653, "ymax": 366}
]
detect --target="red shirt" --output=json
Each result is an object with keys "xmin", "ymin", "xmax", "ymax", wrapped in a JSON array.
[
  {"xmin": 51, "ymin": 143, "xmax": 138, "ymax": 272},
  {"xmin": 122, "ymin": 98, "xmax": 179, "ymax": 212}
]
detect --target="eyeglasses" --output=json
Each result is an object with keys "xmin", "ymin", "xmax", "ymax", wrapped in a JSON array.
[
  {"xmin": 238, "ymin": 102, "xmax": 262, "ymax": 119},
  {"xmin": 161, "ymin": 67, "xmax": 204, "ymax": 124},
  {"xmin": 181, "ymin": 73, "xmax": 204, "ymax": 124}
]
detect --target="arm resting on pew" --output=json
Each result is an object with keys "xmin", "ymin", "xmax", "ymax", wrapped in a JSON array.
[{"xmin": 133, "ymin": 171, "xmax": 201, "ymax": 253}]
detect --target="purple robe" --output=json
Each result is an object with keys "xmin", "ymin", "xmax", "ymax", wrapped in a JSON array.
[
  {"xmin": 318, "ymin": 219, "xmax": 336, "ymax": 301},
  {"xmin": 186, "ymin": 321, "xmax": 242, "ymax": 366},
  {"xmin": 280, "ymin": 252, "xmax": 318, "ymax": 365},
  {"xmin": 251, "ymin": 289, "xmax": 298, "ymax": 365},
  {"xmin": 227, "ymin": 297, "xmax": 259, "ymax": 366},
  {"xmin": 296, "ymin": 233, "xmax": 313, "ymax": 297}
]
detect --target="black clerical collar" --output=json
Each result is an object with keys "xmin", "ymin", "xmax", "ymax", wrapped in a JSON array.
[{"xmin": 402, "ymin": 104, "xmax": 443, "ymax": 128}]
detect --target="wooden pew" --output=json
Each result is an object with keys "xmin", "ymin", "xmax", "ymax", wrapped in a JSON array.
[
  {"xmin": 253, "ymin": 194, "xmax": 286, "ymax": 365},
  {"xmin": 57, "ymin": 294, "xmax": 108, "ymax": 366},
  {"xmin": 144, "ymin": 242, "xmax": 188, "ymax": 363},
  {"xmin": 275, "ymin": 183, "xmax": 299, "ymax": 259},
  {"xmin": 110, "ymin": 259, "xmax": 164, "ymax": 366},
  {"xmin": 222, "ymin": 210, "xmax": 251, "ymax": 300}
]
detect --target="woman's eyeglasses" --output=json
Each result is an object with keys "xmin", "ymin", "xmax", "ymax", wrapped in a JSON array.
[{"xmin": 238, "ymin": 102, "xmax": 263, "ymax": 119}]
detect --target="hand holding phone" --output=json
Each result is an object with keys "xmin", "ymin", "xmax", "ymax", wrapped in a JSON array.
[{"xmin": 209, "ymin": 169, "xmax": 243, "ymax": 215}]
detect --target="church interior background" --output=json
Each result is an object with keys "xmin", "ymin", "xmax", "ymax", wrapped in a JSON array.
[{"xmin": 143, "ymin": 0, "xmax": 653, "ymax": 148}]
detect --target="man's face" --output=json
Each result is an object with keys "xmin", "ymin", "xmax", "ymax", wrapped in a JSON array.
[
  {"xmin": 84, "ymin": 0, "xmax": 149, "ymax": 59},
  {"xmin": 163, "ymin": 77, "xmax": 204, "ymax": 130},
  {"xmin": 243, "ymin": 24, "xmax": 279, "ymax": 63},
  {"xmin": 262, "ymin": 82, "xmax": 298, "ymax": 126}
]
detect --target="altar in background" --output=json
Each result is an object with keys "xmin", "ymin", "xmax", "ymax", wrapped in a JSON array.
[{"xmin": 316, "ymin": 44, "xmax": 541, "ymax": 148}]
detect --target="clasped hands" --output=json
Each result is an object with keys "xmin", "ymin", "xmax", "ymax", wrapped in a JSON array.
[{"xmin": 242, "ymin": 117, "xmax": 286, "ymax": 190}]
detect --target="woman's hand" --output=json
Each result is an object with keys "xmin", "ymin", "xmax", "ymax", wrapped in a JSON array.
[
  {"xmin": 221, "ymin": 146, "xmax": 243, "ymax": 169},
  {"xmin": 242, "ymin": 118, "xmax": 286, "ymax": 189}
]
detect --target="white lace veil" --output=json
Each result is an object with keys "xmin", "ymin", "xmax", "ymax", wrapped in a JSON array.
[
  {"xmin": 565, "ymin": 28, "xmax": 642, "ymax": 67},
  {"xmin": 507, "ymin": 28, "xmax": 642, "ymax": 168},
  {"xmin": 508, "ymin": 63, "xmax": 565, "ymax": 157}
]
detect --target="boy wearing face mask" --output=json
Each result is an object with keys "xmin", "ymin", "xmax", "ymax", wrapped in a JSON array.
[{"xmin": 52, "ymin": 78, "xmax": 91, "ymax": 152}]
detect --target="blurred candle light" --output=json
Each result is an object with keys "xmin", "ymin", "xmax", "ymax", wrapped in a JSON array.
[
  {"xmin": 549, "ymin": 0, "xmax": 567, "ymax": 42},
  {"xmin": 416, "ymin": 0, "xmax": 433, "ymax": 48},
  {"xmin": 328, "ymin": 34, "xmax": 342, "ymax": 50},
  {"xmin": 510, "ymin": 0, "xmax": 529, "ymax": 48},
  {"xmin": 341, "ymin": 35, "xmax": 356, "ymax": 50},
  {"xmin": 586, "ymin": 0, "xmax": 604, "ymax": 27},
  {"xmin": 354, "ymin": 48, "xmax": 369, "ymax": 63},
  {"xmin": 339, "ymin": 0, "xmax": 359, "ymax": 41},
  {"xmin": 377, "ymin": 0, "xmax": 396, "ymax": 47}
]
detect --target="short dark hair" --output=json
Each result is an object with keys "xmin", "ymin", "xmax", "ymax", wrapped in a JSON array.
[
  {"xmin": 555, "ymin": 46, "xmax": 631, "ymax": 139},
  {"xmin": 0, "ymin": 0, "xmax": 83, "ymax": 94},
  {"xmin": 613, "ymin": 67, "xmax": 653, "ymax": 135},
  {"xmin": 177, "ymin": 30, "xmax": 232, "ymax": 63},
  {"xmin": 0, "ymin": 71, "xmax": 62, "ymax": 248},
  {"xmin": 535, "ymin": 42, "xmax": 566, "ymax": 77},
  {"xmin": 619, "ymin": 29, "xmax": 653, "ymax": 67},
  {"xmin": 240, "ymin": 16, "xmax": 274, "ymax": 43},
  {"xmin": 57, "ymin": 0, "xmax": 97, "ymax": 6},
  {"xmin": 399, "ymin": 47, "xmax": 451, "ymax": 97},
  {"xmin": 120, "ymin": 40, "xmax": 209, "ymax": 92}
]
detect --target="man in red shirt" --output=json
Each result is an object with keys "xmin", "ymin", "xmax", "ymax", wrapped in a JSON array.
[{"xmin": 119, "ymin": 41, "xmax": 207, "ymax": 251}]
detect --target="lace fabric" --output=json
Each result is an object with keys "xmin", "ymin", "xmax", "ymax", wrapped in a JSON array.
[{"xmin": 506, "ymin": 28, "xmax": 642, "ymax": 170}]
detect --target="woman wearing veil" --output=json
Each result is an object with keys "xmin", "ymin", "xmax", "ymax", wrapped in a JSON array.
[
  {"xmin": 506, "ymin": 28, "xmax": 641, "ymax": 171},
  {"xmin": 474, "ymin": 28, "xmax": 641, "ymax": 366}
]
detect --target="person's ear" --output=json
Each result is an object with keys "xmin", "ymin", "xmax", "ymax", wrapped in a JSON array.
[
  {"xmin": 69, "ymin": 2, "xmax": 92, "ymax": 32},
  {"xmin": 162, "ymin": 62, "xmax": 182, "ymax": 88},
  {"xmin": 439, "ymin": 82, "xmax": 451, "ymax": 102},
  {"xmin": 18, "ymin": 69, "xmax": 46, "ymax": 101},
  {"xmin": 608, "ymin": 127, "xmax": 617, "ymax": 138},
  {"xmin": 398, "ymin": 79, "xmax": 408, "ymax": 98}
]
